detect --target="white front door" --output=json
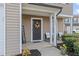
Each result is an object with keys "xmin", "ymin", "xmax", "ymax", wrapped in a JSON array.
[
  {"xmin": 31, "ymin": 18, "xmax": 43, "ymax": 42},
  {"xmin": 0, "ymin": 4, "xmax": 4, "ymax": 55}
]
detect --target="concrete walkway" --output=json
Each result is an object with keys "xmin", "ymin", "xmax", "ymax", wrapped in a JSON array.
[{"xmin": 23, "ymin": 41, "xmax": 62, "ymax": 56}]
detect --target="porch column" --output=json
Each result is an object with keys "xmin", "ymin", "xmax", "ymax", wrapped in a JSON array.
[
  {"xmin": 50, "ymin": 14, "xmax": 53, "ymax": 44},
  {"xmin": 70, "ymin": 17, "xmax": 73, "ymax": 34},
  {"xmin": 53, "ymin": 13, "xmax": 57, "ymax": 46},
  {"xmin": 50, "ymin": 13, "xmax": 57, "ymax": 46}
]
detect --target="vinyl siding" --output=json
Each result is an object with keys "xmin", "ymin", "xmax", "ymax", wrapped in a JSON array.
[
  {"xmin": 5, "ymin": 3, "xmax": 21, "ymax": 56},
  {"xmin": 57, "ymin": 18, "xmax": 64, "ymax": 33}
]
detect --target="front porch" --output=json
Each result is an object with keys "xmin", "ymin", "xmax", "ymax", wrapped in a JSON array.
[
  {"xmin": 23, "ymin": 41, "xmax": 62, "ymax": 56},
  {"xmin": 22, "ymin": 3, "xmax": 60, "ymax": 46}
]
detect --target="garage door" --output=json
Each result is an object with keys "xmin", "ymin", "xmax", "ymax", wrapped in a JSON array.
[{"xmin": 0, "ymin": 4, "xmax": 4, "ymax": 56}]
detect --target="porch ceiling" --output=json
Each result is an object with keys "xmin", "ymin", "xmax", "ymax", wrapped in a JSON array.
[{"xmin": 22, "ymin": 4, "xmax": 59, "ymax": 16}]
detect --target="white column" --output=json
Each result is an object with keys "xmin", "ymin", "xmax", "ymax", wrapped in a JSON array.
[
  {"xmin": 53, "ymin": 13, "xmax": 57, "ymax": 46},
  {"xmin": 70, "ymin": 17, "xmax": 73, "ymax": 34},
  {"xmin": 50, "ymin": 13, "xmax": 57, "ymax": 46},
  {"xmin": 50, "ymin": 14, "xmax": 53, "ymax": 44},
  {"xmin": 20, "ymin": 3, "xmax": 22, "ymax": 54}
]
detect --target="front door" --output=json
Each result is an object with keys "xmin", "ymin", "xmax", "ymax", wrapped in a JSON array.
[{"xmin": 31, "ymin": 18, "xmax": 43, "ymax": 42}]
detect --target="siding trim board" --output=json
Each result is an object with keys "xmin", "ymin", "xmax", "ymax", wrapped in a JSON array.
[
  {"xmin": 4, "ymin": 3, "xmax": 6, "ymax": 56},
  {"xmin": 20, "ymin": 3, "xmax": 22, "ymax": 54},
  {"xmin": 0, "ymin": 3, "xmax": 5, "ymax": 56}
]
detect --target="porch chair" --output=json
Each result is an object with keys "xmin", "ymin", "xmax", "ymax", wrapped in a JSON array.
[{"xmin": 44, "ymin": 32, "xmax": 50, "ymax": 42}]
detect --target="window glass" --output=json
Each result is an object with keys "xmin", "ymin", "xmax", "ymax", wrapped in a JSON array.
[
  {"xmin": 64, "ymin": 18, "xmax": 70, "ymax": 23},
  {"xmin": 73, "ymin": 18, "xmax": 78, "ymax": 23}
]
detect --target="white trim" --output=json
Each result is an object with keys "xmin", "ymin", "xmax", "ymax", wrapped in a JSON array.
[
  {"xmin": 58, "ymin": 14, "xmax": 73, "ymax": 18},
  {"xmin": 20, "ymin": 3, "xmax": 22, "ymax": 54},
  {"xmin": 31, "ymin": 18, "xmax": 43, "ymax": 42},
  {"xmin": 4, "ymin": 3, "xmax": 6, "ymax": 56}
]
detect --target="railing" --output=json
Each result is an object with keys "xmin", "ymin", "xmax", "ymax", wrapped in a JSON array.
[{"xmin": 64, "ymin": 18, "xmax": 79, "ymax": 25}]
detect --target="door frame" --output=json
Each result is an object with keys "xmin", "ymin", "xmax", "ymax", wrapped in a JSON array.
[{"xmin": 31, "ymin": 17, "xmax": 43, "ymax": 42}]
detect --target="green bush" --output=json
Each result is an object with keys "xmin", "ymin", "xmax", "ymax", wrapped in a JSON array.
[
  {"xmin": 74, "ymin": 42, "xmax": 79, "ymax": 56},
  {"xmin": 62, "ymin": 34, "xmax": 77, "ymax": 54},
  {"xmin": 62, "ymin": 34, "xmax": 74, "ymax": 41},
  {"xmin": 73, "ymin": 33, "xmax": 79, "ymax": 38},
  {"xmin": 62, "ymin": 34, "xmax": 79, "ymax": 39},
  {"xmin": 60, "ymin": 44, "xmax": 67, "ymax": 55},
  {"xmin": 61, "ymin": 34, "xmax": 79, "ymax": 55},
  {"xmin": 64, "ymin": 37, "xmax": 76, "ymax": 53}
]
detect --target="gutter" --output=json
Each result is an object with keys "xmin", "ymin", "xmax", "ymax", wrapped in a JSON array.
[{"xmin": 29, "ymin": 3, "xmax": 63, "ymax": 16}]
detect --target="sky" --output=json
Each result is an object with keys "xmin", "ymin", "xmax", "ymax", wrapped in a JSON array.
[{"xmin": 73, "ymin": 3, "xmax": 79, "ymax": 15}]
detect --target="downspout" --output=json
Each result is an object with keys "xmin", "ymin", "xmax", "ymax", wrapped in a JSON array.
[
  {"xmin": 55, "ymin": 6, "xmax": 62, "ymax": 47},
  {"xmin": 55, "ymin": 8, "xmax": 62, "ymax": 35},
  {"xmin": 56, "ymin": 8, "xmax": 62, "ymax": 33},
  {"xmin": 56, "ymin": 8, "xmax": 62, "ymax": 16}
]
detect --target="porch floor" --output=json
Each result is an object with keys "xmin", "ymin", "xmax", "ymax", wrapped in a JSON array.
[{"xmin": 23, "ymin": 41, "xmax": 62, "ymax": 56}]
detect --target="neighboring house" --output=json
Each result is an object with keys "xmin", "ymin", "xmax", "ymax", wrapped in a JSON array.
[
  {"xmin": 73, "ymin": 16, "xmax": 79, "ymax": 33},
  {"xmin": 64, "ymin": 15, "xmax": 79, "ymax": 33},
  {"xmin": 0, "ymin": 3, "xmax": 73, "ymax": 56}
]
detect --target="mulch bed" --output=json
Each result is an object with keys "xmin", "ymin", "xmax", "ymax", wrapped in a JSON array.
[
  {"xmin": 57, "ymin": 43, "xmax": 63, "ymax": 50},
  {"xmin": 16, "ymin": 49, "xmax": 41, "ymax": 56}
]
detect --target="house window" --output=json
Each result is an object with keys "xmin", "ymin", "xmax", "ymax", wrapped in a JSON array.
[
  {"xmin": 73, "ymin": 18, "xmax": 78, "ymax": 23},
  {"xmin": 64, "ymin": 18, "xmax": 70, "ymax": 23}
]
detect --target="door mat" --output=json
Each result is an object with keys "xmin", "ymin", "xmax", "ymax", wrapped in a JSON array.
[{"xmin": 30, "ymin": 49, "xmax": 41, "ymax": 56}]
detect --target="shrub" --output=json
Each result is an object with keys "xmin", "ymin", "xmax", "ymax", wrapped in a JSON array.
[
  {"xmin": 62, "ymin": 34, "xmax": 77, "ymax": 54},
  {"xmin": 62, "ymin": 34, "xmax": 74, "ymax": 41},
  {"xmin": 74, "ymin": 42, "xmax": 79, "ymax": 56},
  {"xmin": 60, "ymin": 44, "xmax": 67, "ymax": 55},
  {"xmin": 64, "ymin": 37, "xmax": 76, "ymax": 53}
]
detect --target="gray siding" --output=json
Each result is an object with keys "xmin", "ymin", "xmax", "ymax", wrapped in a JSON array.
[{"xmin": 5, "ymin": 3, "xmax": 21, "ymax": 56}]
